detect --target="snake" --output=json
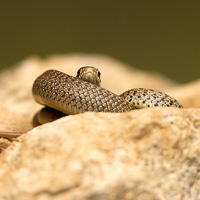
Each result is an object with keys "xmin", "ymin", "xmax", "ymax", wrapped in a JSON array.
[
  {"xmin": 0, "ymin": 66, "xmax": 183, "ymax": 138},
  {"xmin": 76, "ymin": 67, "xmax": 183, "ymax": 109}
]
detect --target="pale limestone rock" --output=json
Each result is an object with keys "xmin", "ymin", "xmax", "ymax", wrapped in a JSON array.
[
  {"xmin": 165, "ymin": 79, "xmax": 200, "ymax": 108},
  {"xmin": 0, "ymin": 53, "xmax": 200, "ymax": 199},
  {"xmin": 0, "ymin": 138, "xmax": 11, "ymax": 153},
  {"xmin": 0, "ymin": 53, "xmax": 178, "ymax": 133},
  {"xmin": 0, "ymin": 108, "xmax": 200, "ymax": 199}
]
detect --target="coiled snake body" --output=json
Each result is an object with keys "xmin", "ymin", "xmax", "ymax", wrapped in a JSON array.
[
  {"xmin": 32, "ymin": 69, "xmax": 135, "ymax": 114},
  {"xmin": 0, "ymin": 66, "xmax": 183, "ymax": 138}
]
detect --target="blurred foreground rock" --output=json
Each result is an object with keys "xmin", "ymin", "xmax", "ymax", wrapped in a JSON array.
[
  {"xmin": 0, "ymin": 53, "xmax": 200, "ymax": 199},
  {"xmin": 0, "ymin": 109, "xmax": 200, "ymax": 199}
]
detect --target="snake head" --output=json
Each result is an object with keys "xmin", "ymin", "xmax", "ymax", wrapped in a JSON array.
[{"xmin": 76, "ymin": 66, "xmax": 101, "ymax": 87}]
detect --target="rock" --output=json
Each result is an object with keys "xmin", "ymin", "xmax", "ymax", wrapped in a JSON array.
[
  {"xmin": 0, "ymin": 53, "xmax": 200, "ymax": 199},
  {"xmin": 0, "ymin": 108, "xmax": 200, "ymax": 199},
  {"xmin": 0, "ymin": 53, "xmax": 177, "ymax": 133},
  {"xmin": 165, "ymin": 80, "xmax": 200, "ymax": 108},
  {"xmin": 0, "ymin": 138, "xmax": 11, "ymax": 153}
]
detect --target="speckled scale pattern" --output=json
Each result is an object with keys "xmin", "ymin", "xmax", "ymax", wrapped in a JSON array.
[
  {"xmin": 32, "ymin": 70, "xmax": 134, "ymax": 114},
  {"xmin": 120, "ymin": 88, "xmax": 183, "ymax": 109}
]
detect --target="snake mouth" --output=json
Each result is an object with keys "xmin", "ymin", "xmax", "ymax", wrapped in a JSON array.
[{"xmin": 81, "ymin": 76, "xmax": 100, "ymax": 87}]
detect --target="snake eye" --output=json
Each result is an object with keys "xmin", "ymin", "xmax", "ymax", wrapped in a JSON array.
[
  {"xmin": 98, "ymin": 71, "xmax": 101, "ymax": 77},
  {"xmin": 77, "ymin": 69, "xmax": 81, "ymax": 77}
]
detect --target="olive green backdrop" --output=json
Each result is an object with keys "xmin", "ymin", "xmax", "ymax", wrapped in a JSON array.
[{"xmin": 0, "ymin": 1, "xmax": 199, "ymax": 83}]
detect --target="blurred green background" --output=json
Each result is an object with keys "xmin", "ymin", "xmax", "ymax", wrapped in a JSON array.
[{"xmin": 0, "ymin": 0, "xmax": 199, "ymax": 83}]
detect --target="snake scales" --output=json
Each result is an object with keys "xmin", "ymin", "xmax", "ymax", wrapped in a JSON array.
[{"xmin": 0, "ymin": 66, "xmax": 182, "ymax": 138}]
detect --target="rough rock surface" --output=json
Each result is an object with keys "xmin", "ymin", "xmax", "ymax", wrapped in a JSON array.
[
  {"xmin": 0, "ymin": 53, "xmax": 178, "ymax": 134},
  {"xmin": 0, "ymin": 109, "xmax": 200, "ymax": 200},
  {"xmin": 166, "ymin": 80, "xmax": 200, "ymax": 108},
  {"xmin": 0, "ymin": 53, "xmax": 200, "ymax": 199}
]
